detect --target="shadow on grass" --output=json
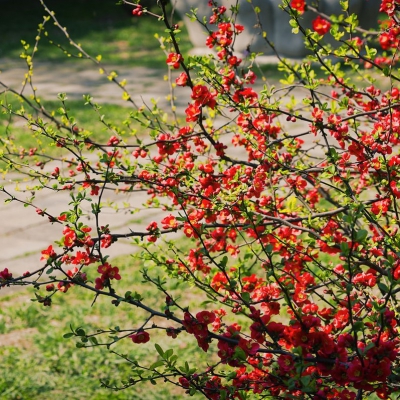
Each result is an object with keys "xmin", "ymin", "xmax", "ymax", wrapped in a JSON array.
[{"xmin": 0, "ymin": 0, "xmax": 190, "ymax": 67}]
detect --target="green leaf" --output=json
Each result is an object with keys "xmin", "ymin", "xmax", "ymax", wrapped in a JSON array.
[
  {"xmin": 264, "ymin": 244, "xmax": 273, "ymax": 254},
  {"xmin": 327, "ymin": 148, "xmax": 339, "ymax": 161},
  {"xmin": 340, "ymin": 242, "xmax": 349, "ymax": 255},
  {"xmin": 340, "ymin": 0, "xmax": 349, "ymax": 10},
  {"xmin": 150, "ymin": 360, "xmax": 164, "ymax": 370},
  {"xmin": 164, "ymin": 349, "xmax": 173, "ymax": 360},
  {"xmin": 353, "ymin": 321, "xmax": 364, "ymax": 332},
  {"xmin": 382, "ymin": 66, "xmax": 390, "ymax": 77},
  {"xmin": 220, "ymin": 256, "xmax": 228, "ymax": 269},
  {"xmin": 355, "ymin": 229, "xmax": 368, "ymax": 242},
  {"xmin": 89, "ymin": 336, "xmax": 98, "ymax": 345},
  {"xmin": 233, "ymin": 346, "xmax": 247, "ymax": 361},
  {"xmin": 241, "ymin": 292, "xmax": 251, "ymax": 303},
  {"xmin": 378, "ymin": 282, "xmax": 389, "ymax": 294},
  {"xmin": 76, "ymin": 328, "xmax": 86, "ymax": 337},
  {"xmin": 63, "ymin": 332, "xmax": 74, "ymax": 339},
  {"xmin": 154, "ymin": 343, "xmax": 164, "ymax": 357},
  {"xmin": 362, "ymin": 342, "xmax": 375, "ymax": 354}
]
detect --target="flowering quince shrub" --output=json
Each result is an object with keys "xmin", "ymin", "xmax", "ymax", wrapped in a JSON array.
[{"xmin": 2, "ymin": 0, "xmax": 400, "ymax": 398}]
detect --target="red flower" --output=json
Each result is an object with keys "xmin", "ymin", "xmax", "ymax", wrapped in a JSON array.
[
  {"xmin": 166, "ymin": 53, "xmax": 183, "ymax": 69},
  {"xmin": 146, "ymin": 221, "xmax": 158, "ymax": 232},
  {"xmin": 95, "ymin": 277, "xmax": 105, "ymax": 290},
  {"xmin": 97, "ymin": 262, "xmax": 121, "ymax": 281},
  {"xmin": 0, "ymin": 268, "xmax": 12, "ymax": 281},
  {"xmin": 185, "ymin": 103, "xmax": 201, "ymax": 122},
  {"xmin": 100, "ymin": 234, "xmax": 113, "ymax": 248},
  {"xmin": 107, "ymin": 135, "xmax": 120, "ymax": 146},
  {"xmin": 232, "ymin": 88, "xmax": 258, "ymax": 105},
  {"xmin": 58, "ymin": 213, "xmax": 67, "ymax": 222},
  {"xmin": 51, "ymin": 167, "xmax": 60, "ymax": 178},
  {"xmin": 352, "ymin": 272, "xmax": 377, "ymax": 287},
  {"xmin": 132, "ymin": 5, "xmax": 143, "ymax": 16},
  {"xmin": 333, "ymin": 308, "xmax": 349, "ymax": 330},
  {"xmin": 166, "ymin": 327, "xmax": 180, "ymax": 339},
  {"xmin": 347, "ymin": 360, "xmax": 364, "ymax": 382},
  {"xmin": 176, "ymin": 72, "xmax": 188, "ymax": 86},
  {"xmin": 183, "ymin": 222, "xmax": 200, "ymax": 238},
  {"xmin": 191, "ymin": 84, "xmax": 209, "ymax": 102},
  {"xmin": 393, "ymin": 261, "xmax": 400, "ymax": 280},
  {"xmin": 63, "ymin": 227, "xmax": 77, "ymax": 248},
  {"xmin": 312, "ymin": 16, "xmax": 331, "ymax": 36},
  {"xmin": 371, "ymin": 198, "xmax": 391, "ymax": 215},
  {"xmin": 290, "ymin": 0, "xmax": 305, "ymax": 13},
  {"xmin": 129, "ymin": 331, "xmax": 150, "ymax": 344},
  {"xmin": 379, "ymin": 32, "xmax": 394, "ymax": 50},
  {"xmin": 227, "ymin": 55, "xmax": 242, "ymax": 66},
  {"xmin": 390, "ymin": 180, "xmax": 400, "ymax": 198},
  {"xmin": 46, "ymin": 283, "xmax": 55, "ymax": 292},
  {"xmin": 67, "ymin": 266, "xmax": 79, "ymax": 278},
  {"xmin": 41, "ymin": 245, "xmax": 57, "ymax": 261},
  {"xmin": 277, "ymin": 354, "xmax": 295, "ymax": 372},
  {"xmin": 161, "ymin": 215, "xmax": 178, "ymax": 230},
  {"xmin": 211, "ymin": 271, "xmax": 229, "ymax": 291},
  {"xmin": 57, "ymin": 281, "xmax": 71, "ymax": 293},
  {"xmin": 196, "ymin": 310, "xmax": 216, "ymax": 325},
  {"xmin": 234, "ymin": 24, "xmax": 244, "ymax": 33},
  {"xmin": 380, "ymin": 0, "xmax": 399, "ymax": 16},
  {"xmin": 238, "ymin": 337, "xmax": 260, "ymax": 356},
  {"xmin": 71, "ymin": 251, "xmax": 90, "ymax": 265},
  {"xmin": 179, "ymin": 376, "xmax": 190, "ymax": 388}
]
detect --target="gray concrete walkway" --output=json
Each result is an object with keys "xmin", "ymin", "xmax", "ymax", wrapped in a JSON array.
[
  {"xmin": 0, "ymin": 59, "xmax": 189, "ymax": 109},
  {"xmin": 0, "ymin": 60, "xmax": 188, "ymax": 281},
  {"xmin": 0, "ymin": 59, "xmax": 312, "ymax": 283}
]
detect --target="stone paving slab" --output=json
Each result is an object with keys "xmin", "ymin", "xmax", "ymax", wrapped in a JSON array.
[
  {"xmin": 0, "ymin": 60, "xmax": 182, "ymax": 280},
  {"xmin": 0, "ymin": 177, "xmax": 163, "ymax": 276},
  {"xmin": 0, "ymin": 60, "xmax": 191, "ymax": 112},
  {"xmin": 0, "ymin": 59, "xmax": 325, "ymax": 283}
]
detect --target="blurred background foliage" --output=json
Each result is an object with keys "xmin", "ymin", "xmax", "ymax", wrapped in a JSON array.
[{"xmin": 0, "ymin": 0, "xmax": 190, "ymax": 67}]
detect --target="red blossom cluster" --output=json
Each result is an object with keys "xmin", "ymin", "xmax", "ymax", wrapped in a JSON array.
[
  {"xmin": 380, "ymin": 0, "xmax": 400, "ymax": 16},
  {"xmin": 3, "ymin": 0, "xmax": 400, "ymax": 398},
  {"xmin": 95, "ymin": 262, "xmax": 121, "ymax": 290},
  {"xmin": 132, "ymin": 4, "xmax": 143, "ymax": 17},
  {"xmin": 182, "ymin": 311, "xmax": 215, "ymax": 352},
  {"xmin": 0, "ymin": 268, "xmax": 12, "ymax": 282}
]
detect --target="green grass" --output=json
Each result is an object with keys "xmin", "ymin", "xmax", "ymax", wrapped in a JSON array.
[
  {"xmin": 0, "ymin": 0, "xmax": 191, "ymax": 67},
  {"xmin": 0, "ymin": 92, "xmax": 143, "ymax": 163},
  {"xmin": 0, "ymin": 253, "xmax": 207, "ymax": 400}
]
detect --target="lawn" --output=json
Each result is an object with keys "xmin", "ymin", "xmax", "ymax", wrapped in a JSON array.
[
  {"xmin": 0, "ymin": 0, "xmax": 191, "ymax": 67},
  {"xmin": 0, "ymin": 253, "xmax": 207, "ymax": 400},
  {"xmin": 0, "ymin": 93, "xmax": 142, "ymax": 157},
  {"xmin": 0, "ymin": 0, "xmax": 192, "ymax": 163}
]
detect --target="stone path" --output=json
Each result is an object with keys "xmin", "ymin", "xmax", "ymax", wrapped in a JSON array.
[
  {"xmin": 0, "ymin": 59, "xmax": 191, "ymax": 109},
  {"xmin": 0, "ymin": 60, "xmax": 187, "ymax": 285},
  {"xmin": 0, "ymin": 59, "xmax": 313, "ymax": 286}
]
